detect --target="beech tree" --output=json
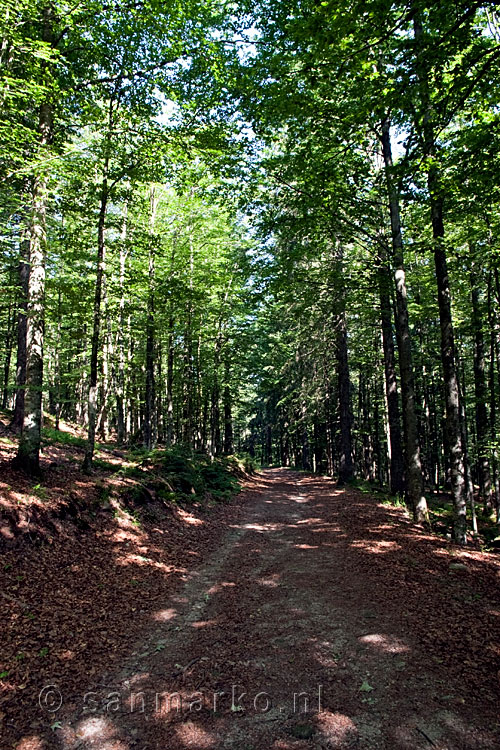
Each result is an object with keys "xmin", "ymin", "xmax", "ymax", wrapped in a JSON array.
[{"xmin": 2, "ymin": 0, "xmax": 500, "ymax": 545}]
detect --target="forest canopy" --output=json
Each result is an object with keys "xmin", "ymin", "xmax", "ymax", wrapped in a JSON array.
[{"xmin": 1, "ymin": 0, "xmax": 500, "ymax": 546}]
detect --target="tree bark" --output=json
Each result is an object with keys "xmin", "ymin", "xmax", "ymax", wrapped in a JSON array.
[
  {"xmin": 144, "ymin": 185, "xmax": 158, "ymax": 451},
  {"xmin": 223, "ymin": 360, "xmax": 233, "ymax": 454},
  {"xmin": 412, "ymin": 11, "xmax": 466, "ymax": 542},
  {"xmin": 377, "ymin": 247, "xmax": 405, "ymax": 494},
  {"xmin": 470, "ymin": 266, "xmax": 491, "ymax": 508},
  {"xmin": 429, "ymin": 172, "xmax": 467, "ymax": 542},
  {"xmin": 336, "ymin": 308, "xmax": 353, "ymax": 484},
  {"xmin": 82, "ymin": 157, "xmax": 108, "ymax": 472},
  {"xmin": 10, "ymin": 233, "xmax": 30, "ymax": 432},
  {"xmin": 380, "ymin": 118, "xmax": 428, "ymax": 522},
  {"xmin": 15, "ymin": 114, "xmax": 52, "ymax": 473},
  {"xmin": 2, "ymin": 291, "xmax": 15, "ymax": 409},
  {"xmin": 116, "ymin": 197, "xmax": 128, "ymax": 444}
]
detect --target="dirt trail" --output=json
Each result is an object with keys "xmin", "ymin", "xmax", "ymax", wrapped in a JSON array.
[{"xmin": 45, "ymin": 470, "xmax": 499, "ymax": 749}]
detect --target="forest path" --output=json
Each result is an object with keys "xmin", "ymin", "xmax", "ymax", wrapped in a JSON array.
[{"xmin": 56, "ymin": 469, "xmax": 499, "ymax": 750}]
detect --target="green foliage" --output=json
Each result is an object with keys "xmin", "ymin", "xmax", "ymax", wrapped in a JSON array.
[
  {"xmin": 32, "ymin": 483, "xmax": 48, "ymax": 501},
  {"xmin": 161, "ymin": 447, "xmax": 239, "ymax": 502},
  {"xmin": 41, "ymin": 428, "xmax": 86, "ymax": 449}
]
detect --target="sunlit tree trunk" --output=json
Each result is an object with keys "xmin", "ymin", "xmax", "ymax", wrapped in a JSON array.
[
  {"xmin": 144, "ymin": 185, "xmax": 158, "ymax": 451},
  {"xmin": 116, "ymin": 197, "xmax": 128, "ymax": 444},
  {"xmin": 182, "ymin": 230, "xmax": 195, "ymax": 445},
  {"xmin": 82, "ymin": 155, "xmax": 109, "ymax": 472},
  {"xmin": 14, "ymin": 6, "xmax": 54, "ymax": 474}
]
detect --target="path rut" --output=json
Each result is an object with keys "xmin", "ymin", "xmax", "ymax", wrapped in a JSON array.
[{"xmin": 54, "ymin": 470, "xmax": 500, "ymax": 750}]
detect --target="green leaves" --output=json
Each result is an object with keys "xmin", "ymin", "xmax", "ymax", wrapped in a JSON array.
[{"xmin": 359, "ymin": 680, "xmax": 374, "ymax": 693}]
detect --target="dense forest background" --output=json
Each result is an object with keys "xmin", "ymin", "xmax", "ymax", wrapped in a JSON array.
[{"xmin": 1, "ymin": 0, "xmax": 500, "ymax": 546}]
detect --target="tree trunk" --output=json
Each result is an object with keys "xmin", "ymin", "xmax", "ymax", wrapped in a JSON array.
[
  {"xmin": 378, "ymin": 248, "xmax": 405, "ymax": 494},
  {"xmin": 10, "ymin": 233, "xmax": 30, "ymax": 432},
  {"xmin": 380, "ymin": 118, "xmax": 428, "ymax": 522},
  {"xmin": 412, "ymin": 11, "xmax": 466, "ymax": 542},
  {"xmin": 144, "ymin": 185, "xmax": 158, "ymax": 451},
  {"xmin": 211, "ymin": 372, "xmax": 221, "ymax": 456},
  {"xmin": 166, "ymin": 307, "xmax": 174, "ymax": 446},
  {"xmin": 487, "ymin": 273, "xmax": 500, "ymax": 523},
  {"xmin": 2, "ymin": 292, "xmax": 15, "ymax": 409},
  {"xmin": 223, "ymin": 360, "xmax": 233, "ymax": 454},
  {"xmin": 429, "ymin": 173, "xmax": 467, "ymax": 542},
  {"xmin": 82, "ymin": 160, "xmax": 108, "ymax": 473},
  {"xmin": 470, "ymin": 266, "xmax": 491, "ymax": 508},
  {"xmin": 336, "ymin": 308, "xmax": 353, "ymax": 484},
  {"xmin": 116, "ymin": 197, "xmax": 128, "ymax": 444},
  {"xmin": 15, "ymin": 101, "xmax": 52, "ymax": 472}
]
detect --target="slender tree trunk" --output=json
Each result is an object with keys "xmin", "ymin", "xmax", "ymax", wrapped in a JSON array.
[
  {"xmin": 211, "ymin": 372, "xmax": 221, "ymax": 457},
  {"xmin": 487, "ymin": 273, "xmax": 500, "ymax": 523},
  {"xmin": 82, "ymin": 158, "xmax": 109, "ymax": 473},
  {"xmin": 336, "ymin": 308, "xmax": 353, "ymax": 483},
  {"xmin": 266, "ymin": 422, "xmax": 273, "ymax": 465},
  {"xmin": 97, "ymin": 269, "xmax": 110, "ymax": 441},
  {"xmin": 459, "ymin": 358, "xmax": 476, "ymax": 533},
  {"xmin": 116, "ymin": 197, "xmax": 128, "ymax": 444},
  {"xmin": 223, "ymin": 360, "xmax": 233, "ymax": 454},
  {"xmin": 378, "ymin": 247, "xmax": 405, "ymax": 494},
  {"xmin": 157, "ymin": 340, "xmax": 164, "ymax": 444},
  {"xmin": 10, "ymin": 233, "xmax": 30, "ymax": 432},
  {"xmin": 2, "ymin": 293, "xmax": 15, "ymax": 409},
  {"xmin": 182, "ymin": 232, "xmax": 195, "ymax": 446},
  {"xmin": 144, "ymin": 185, "xmax": 158, "ymax": 451},
  {"xmin": 380, "ymin": 118, "xmax": 428, "ymax": 522},
  {"xmin": 429, "ymin": 173, "xmax": 467, "ymax": 542},
  {"xmin": 166, "ymin": 306, "xmax": 174, "ymax": 446},
  {"xmin": 211, "ymin": 333, "xmax": 223, "ymax": 457},
  {"xmin": 54, "ymin": 284, "xmax": 62, "ymax": 430},
  {"xmin": 470, "ymin": 266, "xmax": 491, "ymax": 508}
]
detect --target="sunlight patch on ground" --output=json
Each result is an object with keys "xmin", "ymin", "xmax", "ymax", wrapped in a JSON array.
[
  {"xmin": 74, "ymin": 716, "xmax": 112, "ymax": 738},
  {"xmin": 207, "ymin": 581, "xmax": 236, "ymax": 594},
  {"xmin": 351, "ymin": 539, "xmax": 401, "ymax": 554},
  {"xmin": 294, "ymin": 543, "xmax": 319, "ymax": 549},
  {"xmin": 174, "ymin": 720, "xmax": 216, "ymax": 748},
  {"xmin": 153, "ymin": 607, "xmax": 178, "ymax": 622},
  {"xmin": 316, "ymin": 710, "xmax": 358, "ymax": 746},
  {"xmin": 311, "ymin": 640, "xmax": 341, "ymax": 669},
  {"xmin": 113, "ymin": 553, "xmax": 185, "ymax": 575},
  {"xmin": 358, "ymin": 633, "xmax": 409, "ymax": 653},
  {"xmin": 15, "ymin": 737, "xmax": 46, "ymax": 750},
  {"xmin": 309, "ymin": 525, "xmax": 342, "ymax": 534},
  {"xmin": 111, "ymin": 528, "xmax": 144, "ymax": 544},
  {"xmin": 191, "ymin": 618, "xmax": 219, "ymax": 628},
  {"xmin": 240, "ymin": 522, "xmax": 282, "ymax": 532},
  {"xmin": 176, "ymin": 508, "xmax": 205, "ymax": 526}
]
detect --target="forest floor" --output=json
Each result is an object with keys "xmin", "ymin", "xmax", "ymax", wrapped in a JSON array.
[{"xmin": 1, "ymin": 432, "xmax": 500, "ymax": 749}]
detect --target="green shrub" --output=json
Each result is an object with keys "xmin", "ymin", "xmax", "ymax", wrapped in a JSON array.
[{"xmin": 42, "ymin": 426, "xmax": 86, "ymax": 448}]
